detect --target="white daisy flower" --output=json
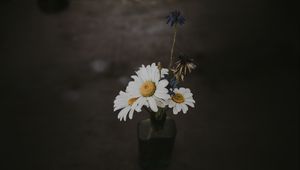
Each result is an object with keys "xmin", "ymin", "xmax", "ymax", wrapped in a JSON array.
[
  {"xmin": 168, "ymin": 87, "xmax": 195, "ymax": 115},
  {"xmin": 113, "ymin": 91, "xmax": 141, "ymax": 121},
  {"xmin": 126, "ymin": 63, "xmax": 170, "ymax": 112}
]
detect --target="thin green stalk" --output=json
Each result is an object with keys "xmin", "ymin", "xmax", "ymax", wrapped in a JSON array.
[{"xmin": 169, "ymin": 24, "xmax": 178, "ymax": 69}]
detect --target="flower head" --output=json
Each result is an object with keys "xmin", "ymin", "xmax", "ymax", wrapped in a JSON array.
[
  {"xmin": 166, "ymin": 10, "xmax": 185, "ymax": 27},
  {"xmin": 126, "ymin": 63, "xmax": 170, "ymax": 112},
  {"xmin": 168, "ymin": 87, "xmax": 195, "ymax": 115},
  {"xmin": 113, "ymin": 91, "xmax": 141, "ymax": 121},
  {"xmin": 172, "ymin": 54, "xmax": 196, "ymax": 81}
]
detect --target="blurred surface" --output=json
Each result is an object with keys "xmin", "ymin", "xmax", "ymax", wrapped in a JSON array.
[{"xmin": 1, "ymin": 0, "xmax": 299, "ymax": 169}]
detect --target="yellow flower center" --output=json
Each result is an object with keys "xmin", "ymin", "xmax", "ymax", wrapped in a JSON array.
[
  {"xmin": 128, "ymin": 97, "xmax": 138, "ymax": 106},
  {"xmin": 140, "ymin": 81, "xmax": 156, "ymax": 97},
  {"xmin": 172, "ymin": 93, "xmax": 185, "ymax": 103}
]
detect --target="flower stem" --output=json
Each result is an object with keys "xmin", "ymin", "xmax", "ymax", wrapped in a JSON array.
[
  {"xmin": 144, "ymin": 107, "xmax": 153, "ymax": 114},
  {"xmin": 150, "ymin": 108, "xmax": 166, "ymax": 131},
  {"xmin": 169, "ymin": 24, "xmax": 178, "ymax": 69}
]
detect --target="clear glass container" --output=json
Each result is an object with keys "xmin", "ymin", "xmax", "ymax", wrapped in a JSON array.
[{"xmin": 137, "ymin": 109, "xmax": 177, "ymax": 169}]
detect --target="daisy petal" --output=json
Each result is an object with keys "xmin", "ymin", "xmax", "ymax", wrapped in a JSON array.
[
  {"xmin": 185, "ymin": 101, "xmax": 195, "ymax": 108},
  {"xmin": 182, "ymin": 104, "xmax": 188, "ymax": 114},
  {"xmin": 118, "ymin": 106, "xmax": 130, "ymax": 121},
  {"xmin": 173, "ymin": 107, "xmax": 179, "ymax": 115},
  {"xmin": 154, "ymin": 91, "xmax": 170, "ymax": 100},
  {"xmin": 158, "ymin": 79, "xmax": 169, "ymax": 88},
  {"xmin": 148, "ymin": 97, "xmax": 158, "ymax": 112},
  {"xmin": 129, "ymin": 108, "xmax": 135, "ymax": 119},
  {"xmin": 176, "ymin": 104, "xmax": 182, "ymax": 113}
]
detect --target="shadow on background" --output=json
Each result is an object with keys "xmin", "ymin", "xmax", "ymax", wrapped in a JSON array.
[{"xmin": 38, "ymin": 0, "xmax": 69, "ymax": 14}]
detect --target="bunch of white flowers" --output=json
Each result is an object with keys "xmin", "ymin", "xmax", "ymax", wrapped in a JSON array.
[
  {"xmin": 113, "ymin": 10, "xmax": 196, "ymax": 121},
  {"xmin": 113, "ymin": 63, "xmax": 195, "ymax": 121}
]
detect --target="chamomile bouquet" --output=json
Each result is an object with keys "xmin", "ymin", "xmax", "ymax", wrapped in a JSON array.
[{"xmin": 113, "ymin": 10, "xmax": 196, "ymax": 121}]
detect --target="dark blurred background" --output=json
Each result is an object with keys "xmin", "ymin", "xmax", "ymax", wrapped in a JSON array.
[{"xmin": 1, "ymin": 0, "xmax": 299, "ymax": 169}]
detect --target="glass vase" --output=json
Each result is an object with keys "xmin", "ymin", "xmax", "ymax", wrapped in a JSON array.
[{"xmin": 137, "ymin": 108, "xmax": 177, "ymax": 169}]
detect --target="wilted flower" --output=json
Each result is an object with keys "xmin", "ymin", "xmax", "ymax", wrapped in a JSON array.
[
  {"xmin": 172, "ymin": 55, "xmax": 196, "ymax": 81},
  {"xmin": 166, "ymin": 10, "xmax": 185, "ymax": 27}
]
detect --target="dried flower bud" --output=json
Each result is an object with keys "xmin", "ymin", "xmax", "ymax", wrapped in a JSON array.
[{"xmin": 172, "ymin": 55, "xmax": 196, "ymax": 81}]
